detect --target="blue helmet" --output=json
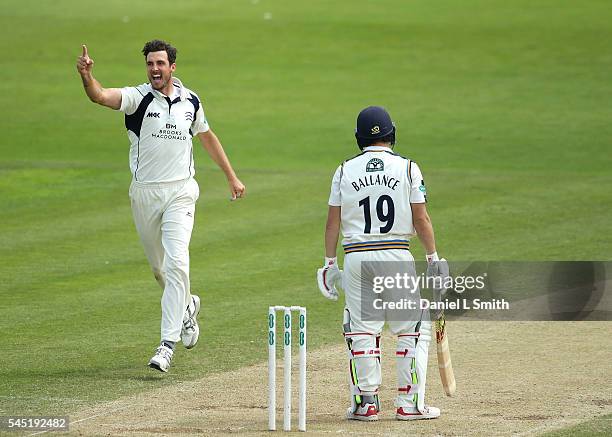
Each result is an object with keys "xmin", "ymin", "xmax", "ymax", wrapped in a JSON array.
[{"xmin": 355, "ymin": 106, "xmax": 396, "ymax": 150}]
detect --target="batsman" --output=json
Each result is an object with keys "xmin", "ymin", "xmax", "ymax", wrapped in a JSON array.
[{"xmin": 317, "ymin": 106, "xmax": 448, "ymax": 421}]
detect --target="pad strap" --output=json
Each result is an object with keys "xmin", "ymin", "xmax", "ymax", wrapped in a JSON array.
[
  {"xmin": 348, "ymin": 348, "xmax": 381, "ymax": 359},
  {"xmin": 396, "ymin": 347, "xmax": 417, "ymax": 358},
  {"xmin": 398, "ymin": 384, "xmax": 420, "ymax": 395}
]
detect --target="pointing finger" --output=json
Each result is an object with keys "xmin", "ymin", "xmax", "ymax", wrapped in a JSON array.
[{"xmin": 82, "ymin": 45, "xmax": 88, "ymax": 58}]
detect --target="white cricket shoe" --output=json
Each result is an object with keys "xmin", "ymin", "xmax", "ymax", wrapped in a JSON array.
[
  {"xmin": 181, "ymin": 295, "xmax": 201, "ymax": 349},
  {"xmin": 396, "ymin": 405, "xmax": 440, "ymax": 420},
  {"xmin": 148, "ymin": 345, "xmax": 174, "ymax": 373},
  {"xmin": 347, "ymin": 403, "xmax": 379, "ymax": 421}
]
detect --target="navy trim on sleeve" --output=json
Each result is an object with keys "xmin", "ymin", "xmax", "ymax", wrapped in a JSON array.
[
  {"xmin": 124, "ymin": 92, "xmax": 154, "ymax": 138},
  {"xmin": 407, "ymin": 160, "xmax": 413, "ymax": 184},
  {"xmin": 187, "ymin": 93, "xmax": 200, "ymax": 116},
  {"xmin": 186, "ymin": 94, "xmax": 200, "ymax": 178}
]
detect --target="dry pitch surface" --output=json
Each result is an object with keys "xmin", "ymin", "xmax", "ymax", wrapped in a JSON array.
[{"xmin": 66, "ymin": 322, "xmax": 610, "ymax": 436}]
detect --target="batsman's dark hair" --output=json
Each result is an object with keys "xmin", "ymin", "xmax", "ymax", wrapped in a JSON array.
[
  {"xmin": 142, "ymin": 39, "xmax": 177, "ymax": 64},
  {"xmin": 357, "ymin": 132, "xmax": 396, "ymax": 150}
]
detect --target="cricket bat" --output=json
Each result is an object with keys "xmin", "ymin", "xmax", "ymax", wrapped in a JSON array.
[{"xmin": 435, "ymin": 313, "xmax": 456, "ymax": 396}]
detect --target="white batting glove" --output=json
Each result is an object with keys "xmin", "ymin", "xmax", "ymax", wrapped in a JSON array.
[
  {"xmin": 426, "ymin": 252, "xmax": 450, "ymax": 296},
  {"xmin": 317, "ymin": 257, "xmax": 342, "ymax": 301}
]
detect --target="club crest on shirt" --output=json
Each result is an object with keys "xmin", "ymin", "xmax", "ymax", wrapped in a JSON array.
[
  {"xmin": 185, "ymin": 112, "xmax": 194, "ymax": 122},
  {"xmin": 366, "ymin": 158, "xmax": 384, "ymax": 173}
]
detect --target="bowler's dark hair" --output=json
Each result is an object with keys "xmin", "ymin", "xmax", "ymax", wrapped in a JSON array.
[{"xmin": 142, "ymin": 39, "xmax": 177, "ymax": 64}]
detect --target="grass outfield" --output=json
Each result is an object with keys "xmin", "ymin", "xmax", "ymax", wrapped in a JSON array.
[
  {"xmin": 1, "ymin": 0, "xmax": 610, "ymax": 435},
  {"xmin": 540, "ymin": 414, "xmax": 612, "ymax": 437}
]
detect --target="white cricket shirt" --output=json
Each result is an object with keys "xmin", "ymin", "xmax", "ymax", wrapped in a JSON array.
[
  {"xmin": 328, "ymin": 146, "xmax": 427, "ymax": 246},
  {"xmin": 119, "ymin": 77, "xmax": 209, "ymax": 183}
]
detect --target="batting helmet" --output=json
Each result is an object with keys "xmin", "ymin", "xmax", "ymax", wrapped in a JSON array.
[{"xmin": 355, "ymin": 106, "xmax": 396, "ymax": 150}]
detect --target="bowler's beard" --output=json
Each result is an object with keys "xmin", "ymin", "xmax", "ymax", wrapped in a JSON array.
[{"xmin": 149, "ymin": 73, "xmax": 170, "ymax": 90}]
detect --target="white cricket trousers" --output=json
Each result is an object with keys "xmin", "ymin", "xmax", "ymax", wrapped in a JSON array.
[
  {"xmin": 343, "ymin": 248, "xmax": 422, "ymax": 335},
  {"xmin": 342, "ymin": 248, "xmax": 431, "ymax": 410},
  {"xmin": 129, "ymin": 177, "xmax": 199, "ymax": 342}
]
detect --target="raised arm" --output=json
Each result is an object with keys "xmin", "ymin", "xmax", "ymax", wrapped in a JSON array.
[
  {"xmin": 196, "ymin": 129, "xmax": 246, "ymax": 200},
  {"xmin": 76, "ymin": 45, "xmax": 122, "ymax": 110}
]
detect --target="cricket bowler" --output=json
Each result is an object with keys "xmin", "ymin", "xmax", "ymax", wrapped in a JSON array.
[
  {"xmin": 76, "ymin": 39, "xmax": 245, "ymax": 372},
  {"xmin": 317, "ymin": 106, "xmax": 447, "ymax": 420}
]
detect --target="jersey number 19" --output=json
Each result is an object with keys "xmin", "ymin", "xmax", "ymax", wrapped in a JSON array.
[{"xmin": 358, "ymin": 195, "xmax": 395, "ymax": 234}]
